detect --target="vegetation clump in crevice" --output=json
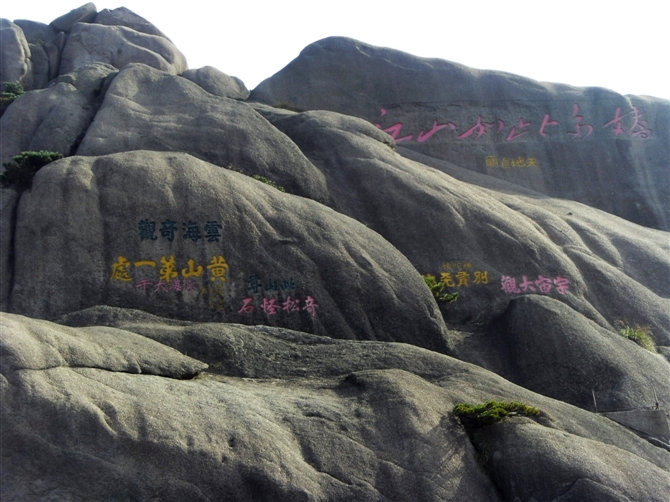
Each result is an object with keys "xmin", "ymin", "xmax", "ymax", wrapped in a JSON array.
[
  {"xmin": 422, "ymin": 274, "xmax": 459, "ymax": 303},
  {"xmin": 453, "ymin": 400, "xmax": 541, "ymax": 429},
  {"xmin": 1, "ymin": 82, "xmax": 24, "ymax": 116},
  {"xmin": 223, "ymin": 165, "xmax": 287, "ymax": 193},
  {"xmin": 614, "ymin": 321, "xmax": 657, "ymax": 353},
  {"xmin": 1, "ymin": 151, "xmax": 64, "ymax": 190},
  {"xmin": 252, "ymin": 174, "xmax": 286, "ymax": 192}
]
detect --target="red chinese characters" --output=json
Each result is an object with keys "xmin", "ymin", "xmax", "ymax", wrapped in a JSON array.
[
  {"xmin": 374, "ymin": 103, "xmax": 652, "ymax": 145},
  {"xmin": 238, "ymin": 295, "xmax": 319, "ymax": 318},
  {"xmin": 500, "ymin": 274, "xmax": 571, "ymax": 295}
]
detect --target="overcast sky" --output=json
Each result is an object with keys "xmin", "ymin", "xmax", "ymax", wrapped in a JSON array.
[{"xmin": 4, "ymin": 1, "xmax": 669, "ymax": 99}]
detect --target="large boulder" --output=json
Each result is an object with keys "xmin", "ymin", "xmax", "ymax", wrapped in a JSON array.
[
  {"xmin": 0, "ymin": 19, "xmax": 32, "ymax": 88},
  {"xmin": 256, "ymin": 108, "xmax": 670, "ymax": 343},
  {"xmin": 49, "ymin": 2, "xmax": 97, "ymax": 32},
  {"xmin": 77, "ymin": 63, "xmax": 330, "ymax": 201},
  {"xmin": 9, "ymin": 4, "xmax": 178, "ymax": 92},
  {"xmin": 94, "ymin": 7, "xmax": 168, "ymax": 38},
  {"xmin": 2, "ymin": 311, "xmax": 668, "ymax": 501},
  {"xmin": 0, "ymin": 63, "xmax": 116, "ymax": 166},
  {"xmin": 182, "ymin": 66, "xmax": 250, "ymax": 100},
  {"xmin": 0, "ymin": 83, "xmax": 91, "ymax": 164},
  {"xmin": 492, "ymin": 295, "xmax": 670, "ymax": 411},
  {"xmin": 251, "ymin": 37, "xmax": 670, "ymax": 231},
  {"xmin": 13, "ymin": 20, "xmax": 59, "ymax": 45},
  {"xmin": 1, "ymin": 8, "xmax": 669, "ymax": 498},
  {"xmin": 59, "ymin": 21, "xmax": 187, "ymax": 75},
  {"xmin": 12, "ymin": 20, "xmax": 64, "ymax": 88},
  {"xmin": 471, "ymin": 418, "xmax": 670, "ymax": 501},
  {"xmin": 1, "ymin": 312, "xmax": 206, "ymax": 378},
  {"xmin": 7, "ymin": 150, "xmax": 449, "ymax": 352}
]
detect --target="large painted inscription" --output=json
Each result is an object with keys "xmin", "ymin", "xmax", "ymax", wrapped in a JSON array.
[{"xmin": 375, "ymin": 103, "xmax": 652, "ymax": 145}]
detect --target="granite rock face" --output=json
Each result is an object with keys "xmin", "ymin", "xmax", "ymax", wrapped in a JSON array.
[
  {"xmin": 252, "ymin": 36, "xmax": 670, "ymax": 231},
  {"xmin": 0, "ymin": 3, "xmax": 185, "ymax": 96},
  {"xmin": 3, "ymin": 311, "xmax": 669, "ymax": 501},
  {"xmin": 76, "ymin": 63, "xmax": 327, "ymax": 201},
  {"xmin": 493, "ymin": 295, "xmax": 670, "ymax": 411},
  {"xmin": 182, "ymin": 66, "xmax": 250, "ymax": 100},
  {"xmin": 0, "ymin": 62, "xmax": 115, "ymax": 165},
  {"xmin": 8, "ymin": 150, "xmax": 448, "ymax": 352},
  {"xmin": 0, "ymin": 19, "xmax": 32, "ymax": 88},
  {"xmin": 49, "ymin": 2, "xmax": 98, "ymax": 32},
  {"xmin": 257, "ymin": 108, "xmax": 670, "ymax": 343},
  {"xmin": 93, "ymin": 6, "xmax": 168, "ymax": 37},
  {"xmin": 59, "ymin": 22, "xmax": 187, "ymax": 75},
  {"xmin": 1, "ymin": 5, "xmax": 669, "ymax": 501}
]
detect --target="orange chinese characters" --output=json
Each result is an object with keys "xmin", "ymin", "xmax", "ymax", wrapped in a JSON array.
[
  {"xmin": 455, "ymin": 271, "xmax": 470, "ymax": 287},
  {"xmin": 134, "ymin": 259, "xmax": 157, "ymax": 269},
  {"xmin": 207, "ymin": 256, "xmax": 229, "ymax": 282},
  {"xmin": 181, "ymin": 258, "xmax": 204, "ymax": 278},
  {"xmin": 111, "ymin": 256, "xmax": 132, "ymax": 282},
  {"xmin": 159, "ymin": 255, "xmax": 178, "ymax": 282}
]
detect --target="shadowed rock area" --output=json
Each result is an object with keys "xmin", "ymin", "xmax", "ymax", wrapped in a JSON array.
[{"xmin": 1, "ymin": 4, "xmax": 669, "ymax": 501}]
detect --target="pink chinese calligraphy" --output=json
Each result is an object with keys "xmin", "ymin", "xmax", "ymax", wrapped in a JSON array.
[
  {"xmin": 500, "ymin": 274, "xmax": 570, "ymax": 295},
  {"xmin": 374, "ymin": 104, "xmax": 652, "ymax": 144},
  {"xmin": 237, "ymin": 295, "xmax": 319, "ymax": 318},
  {"xmin": 239, "ymin": 273, "xmax": 319, "ymax": 318}
]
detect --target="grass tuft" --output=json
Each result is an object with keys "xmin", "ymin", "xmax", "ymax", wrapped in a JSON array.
[
  {"xmin": 453, "ymin": 400, "xmax": 541, "ymax": 428},
  {"xmin": 614, "ymin": 321, "xmax": 657, "ymax": 353}
]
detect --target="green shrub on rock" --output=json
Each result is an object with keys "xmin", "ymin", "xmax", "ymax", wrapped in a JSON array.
[
  {"xmin": 422, "ymin": 274, "xmax": 459, "ymax": 303},
  {"xmin": 0, "ymin": 82, "xmax": 25, "ymax": 116},
  {"xmin": 0, "ymin": 81, "xmax": 24, "ymax": 102},
  {"xmin": 252, "ymin": 174, "xmax": 286, "ymax": 192},
  {"xmin": 614, "ymin": 321, "xmax": 657, "ymax": 353},
  {"xmin": 453, "ymin": 400, "xmax": 541, "ymax": 428},
  {"xmin": 1, "ymin": 151, "xmax": 64, "ymax": 190}
]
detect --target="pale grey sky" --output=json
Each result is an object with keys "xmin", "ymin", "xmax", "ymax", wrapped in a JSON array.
[{"xmin": 4, "ymin": 1, "xmax": 669, "ymax": 99}]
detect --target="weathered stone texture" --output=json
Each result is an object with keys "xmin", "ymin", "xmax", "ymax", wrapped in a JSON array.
[
  {"xmin": 0, "ymin": 63, "xmax": 115, "ymax": 166},
  {"xmin": 252, "ymin": 37, "xmax": 670, "ymax": 231},
  {"xmin": 2, "ymin": 311, "xmax": 668, "ymax": 501},
  {"xmin": 49, "ymin": 2, "xmax": 97, "ymax": 32},
  {"xmin": 9, "ymin": 151, "xmax": 448, "ymax": 352},
  {"xmin": 94, "ymin": 7, "xmax": 167, "ymax": 38},
  {"xmin": 258, "ymin": 108, "xmax": 670, "ymax": 342},
  {"xmin": 77, "ymin": 63, "xmax": 329, "ymax": 201},
  {"xmin": 59, "ymin": 22, "xmax": 187, "ymax": 75},
  {"xmin": 0, "ymin": 19, "xmax": 32, "ymax": 87},
  {"xmin": 1, "ymin": 8, "xmax": 669, "ymax": 501},
  {"xmin": 182, "ymin": 65, "xmax": 250, "ymax": 100},
  {"xmin": 13, "ymin": 20, "xmax": 64, "ymax": 87}
]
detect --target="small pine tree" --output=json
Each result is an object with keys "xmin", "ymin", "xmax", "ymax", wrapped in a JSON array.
[
  {"xmin": 1, "ymin": 151, "xmax": 64, "ymax": 190},
  {"xmin": 0, "ymin": 82, "xmax": 24, "ymax": 116}
]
